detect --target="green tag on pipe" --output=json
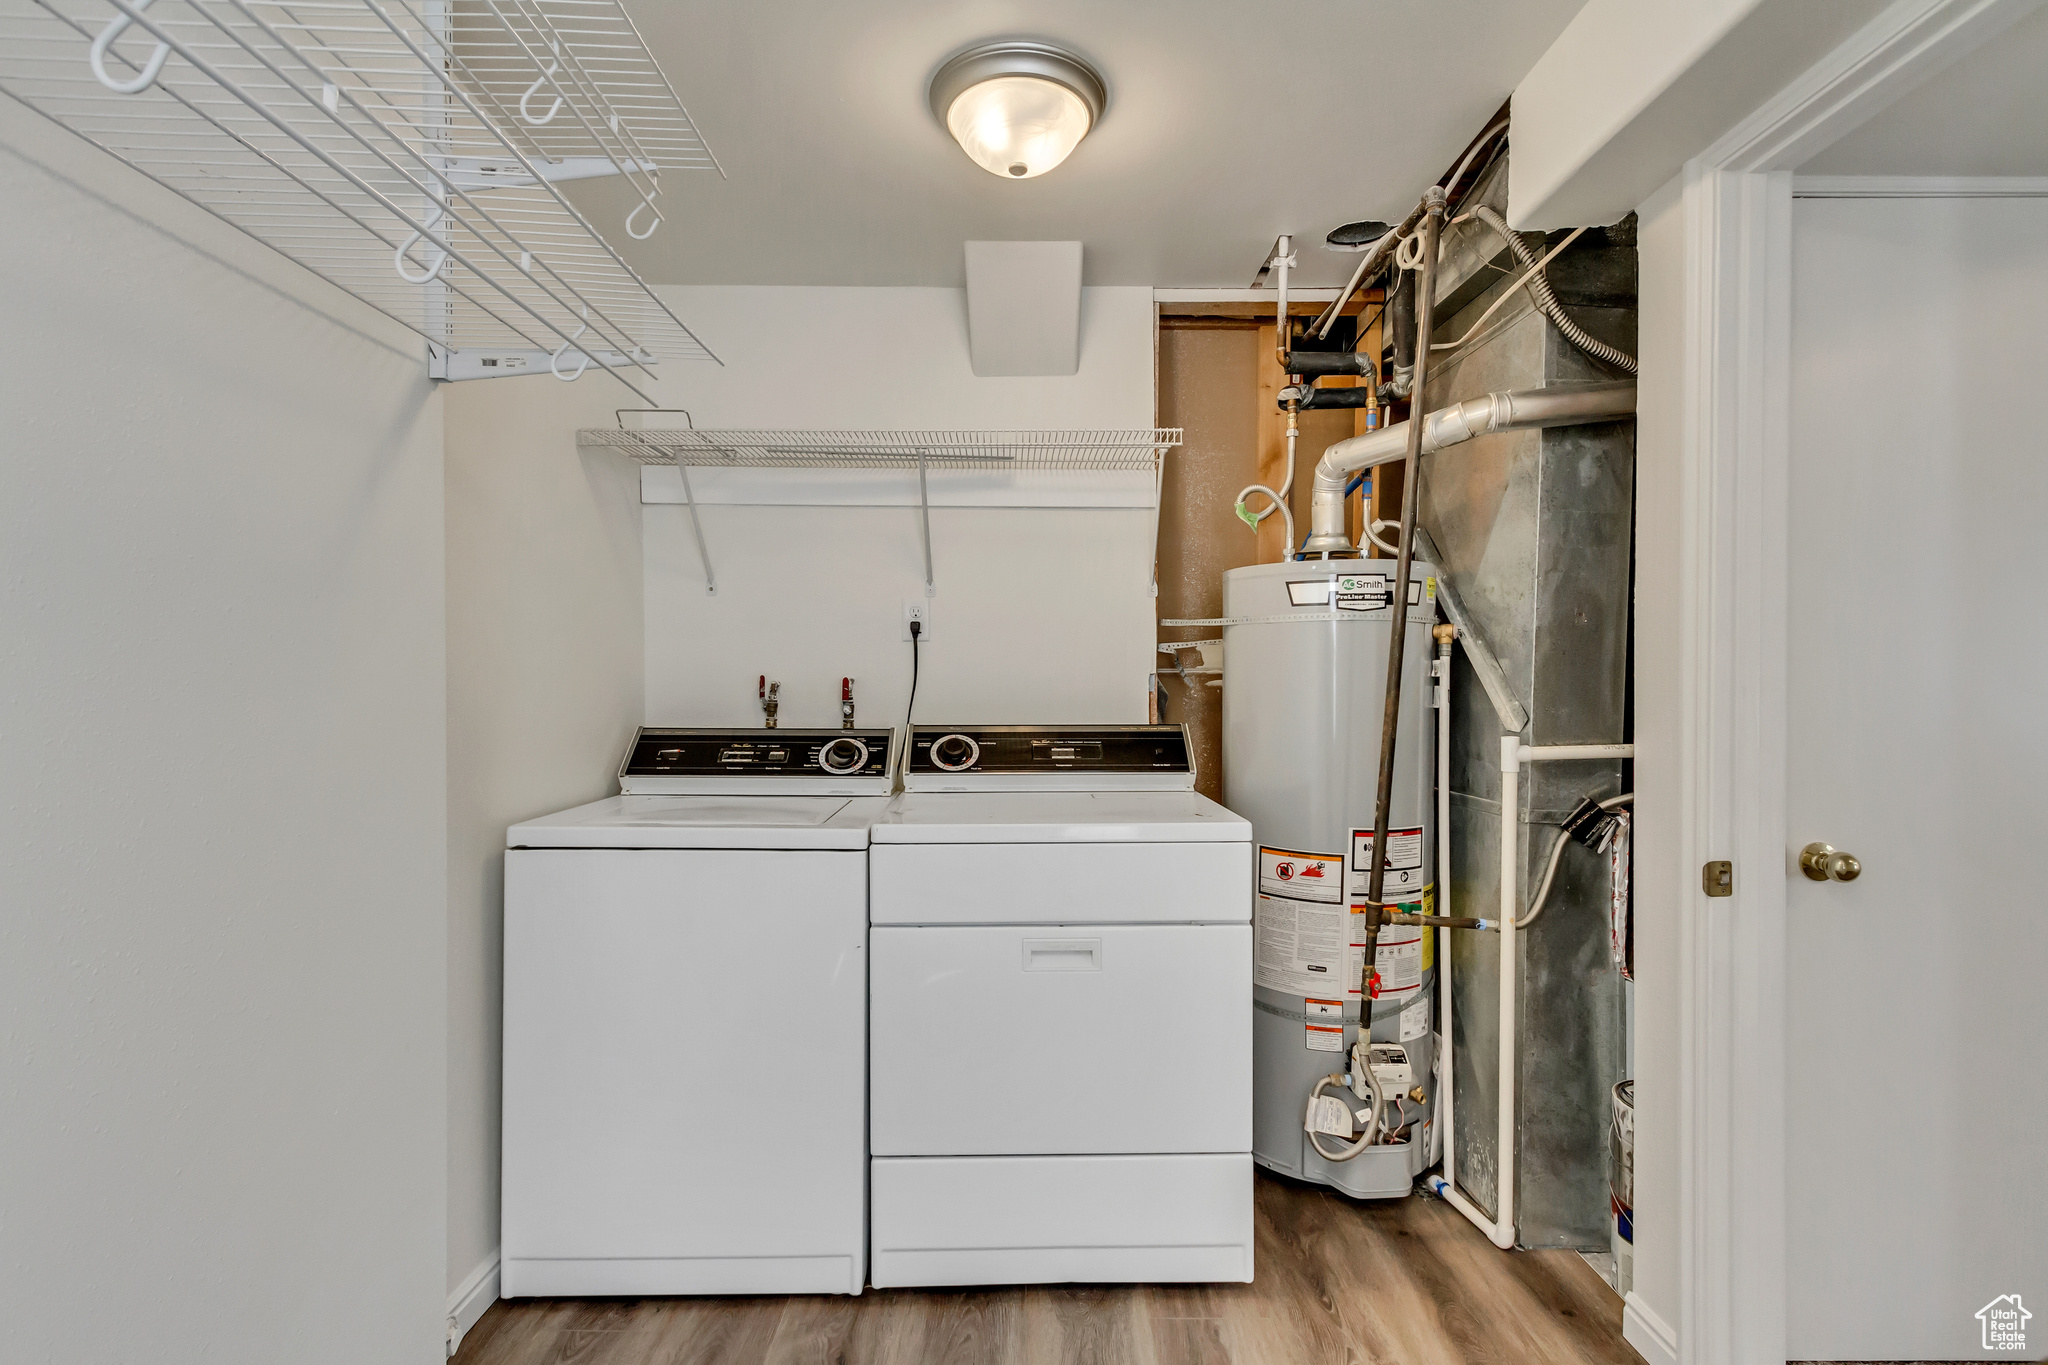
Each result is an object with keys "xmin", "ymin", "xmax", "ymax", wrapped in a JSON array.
[{"xmin": 1234, "ymin": 500, "xmax": 1259, "ymax": 530}]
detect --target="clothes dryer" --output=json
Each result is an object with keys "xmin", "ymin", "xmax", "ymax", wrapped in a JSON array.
[
  {"xmin": 866, "ymin": 724, "xmax": 1254, "ymax": 1288},
  {"xmin": 500, "ymin": 728, "xmax": 894, "ymax": 1297}
]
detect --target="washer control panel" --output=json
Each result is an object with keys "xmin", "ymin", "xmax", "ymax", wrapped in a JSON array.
[
  {"xmin": 906, "ymin": 725, "xmax": 1192, "ymax": 778},
  {"xmin": 622, "ymin": 728, "xmax": 895, "ymax": 780}
]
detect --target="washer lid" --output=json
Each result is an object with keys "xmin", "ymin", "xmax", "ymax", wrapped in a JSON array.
[
  {"xmin": 870, "ymin": 791, "xmax": 1251, "ymax": 843},
  {"xmin": 508, "ymin": 795, "xmax": 890, "ymax": 849}
]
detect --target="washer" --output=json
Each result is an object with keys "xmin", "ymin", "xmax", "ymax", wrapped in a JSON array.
[
  {"xmin": 866, "ymin": 724, "xmax": 1255, "ymax": 1288},
  {"xmin": 500, "ymin": 727, "xmax": 896, "ymax": 1298}
]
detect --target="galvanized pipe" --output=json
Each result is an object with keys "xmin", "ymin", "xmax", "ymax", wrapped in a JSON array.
[
  {"xmin": 1358, "ymin": 185, "xmax": 1445, "ymax": 1027},
  {"xmin": 1300, "ymin": 381, "xmax": 1638, "ymax": 554}
]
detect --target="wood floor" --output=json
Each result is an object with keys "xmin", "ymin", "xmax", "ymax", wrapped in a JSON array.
[{"xmin": 454, "ymin": 1174, "xmax": 1640, "ymax": 1365}]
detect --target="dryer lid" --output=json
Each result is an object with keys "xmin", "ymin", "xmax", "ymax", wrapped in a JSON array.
[{"xmin": 870, "ymin": 791, "xmax": 1251, "ymax": 843}]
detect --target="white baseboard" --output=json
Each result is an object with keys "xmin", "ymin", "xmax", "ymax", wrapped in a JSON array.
[
  {"xmin": 446, "ymin": 1250, "xmax": 500, "ymax": 1358},
  {"xmin": 1622, "ymin": 1291, "xmax": 1678, "ymax": 1365}
]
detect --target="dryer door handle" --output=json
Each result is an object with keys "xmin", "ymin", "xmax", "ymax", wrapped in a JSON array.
[{"xmin": 1020, "ymin": 938, "xmax": 1102, "ymax": 972}]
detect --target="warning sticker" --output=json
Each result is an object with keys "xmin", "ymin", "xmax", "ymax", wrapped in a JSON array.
[
  {"xmin": 1305, "ymin": 997, "xmax": 1344, "ymax": 1019},
  {"xmin": 1305, "ymin": 1023, "xmax": 1345, "ymax": 1053},
  {"xmin": 1256, "ymin": 845, "xmax": 1352, "ymax": 997},
  {"xmin": 1399, "ymin": 994, "xmax": 1432, "ymax": 1042},
  {"xmin": 1259, "ymin": 846, "xmax": 1342, "ymax": 903},
  {"xmin": 1348, "ymin": 826, "xmax": 1427, "ymax": 902}
]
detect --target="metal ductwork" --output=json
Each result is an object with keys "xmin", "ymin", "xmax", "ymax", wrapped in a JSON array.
[{"xmin": 1299, "ymin": 381, "xmax": 1637, "ymax": 554}]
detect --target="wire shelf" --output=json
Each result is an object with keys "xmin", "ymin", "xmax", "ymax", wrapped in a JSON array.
[
  {"xmin": 579, "ymin": 428, "xmax": 1184, "ymax": 472},
  {"xmin": 0, "ymin": 0, "xmax": 719, "ymax": 398},
  {"xmin": 576, "ymin": 428, "xmax": 1183, "ymax": 599}
]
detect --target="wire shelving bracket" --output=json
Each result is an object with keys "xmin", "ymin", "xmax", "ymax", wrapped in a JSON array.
[
  {"xmin": 0, "ymin": 0, "xmax": 722, "ymax": 400},
  {"xmin": 577, "ymin": 427, "xmax": 1185, "ymax": 598}
]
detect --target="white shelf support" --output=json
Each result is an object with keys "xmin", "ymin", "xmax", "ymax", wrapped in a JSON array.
[
  {"xmin": 916, "ymin": 449, "xmax": 935, "ymax": 598},
  {"xmin": 677, "ymin": 465, "xmax": 715, "ymax": 596}
]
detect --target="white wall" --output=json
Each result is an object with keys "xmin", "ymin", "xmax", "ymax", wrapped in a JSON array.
[
  {"xmin": 641, "ymin": 286, "xmax": 1159, "ymax": 728},
  {"xmin": 1628, "ymin": 169, "xmax": 1686, "ymax": 1344},
  {"xmin": 443, "ymin": 377, "xmax": 645, "ymax": 1333},
  {"xmin": 0, "ymin": 99, "xmax": 445, "ymax": 1364}
]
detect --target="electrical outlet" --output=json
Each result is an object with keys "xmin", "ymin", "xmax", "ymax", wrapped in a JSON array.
[{"xmin": 902, "ymin": 599, "xmax": 932, "ymax": 641}]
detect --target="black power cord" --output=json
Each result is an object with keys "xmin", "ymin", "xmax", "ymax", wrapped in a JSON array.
[{"xmin": 904, "ymin": 619, "xmax": 921, "ymax": 729}]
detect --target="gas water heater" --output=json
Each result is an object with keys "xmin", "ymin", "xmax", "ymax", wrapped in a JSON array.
[{"xmin": 1221, "ymin": 560, "xmax": 1439, "ymax": 1198}]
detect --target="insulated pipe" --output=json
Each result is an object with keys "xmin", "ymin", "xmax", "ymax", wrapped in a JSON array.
[
  {"xmin": 1380, "ymin": 271, "xmax": 1416, "ymax": 401},
  {"xmin": 1300, "ymin": 382, "xmax": 1637, "ymax": 554},
  {"xmin": 1286, "ymin": 352, "xmax": 1376, "ymax": 378},
  {"xmin": 1282, "ymin": 386, "xmax": 1377, "ymax": 411}
]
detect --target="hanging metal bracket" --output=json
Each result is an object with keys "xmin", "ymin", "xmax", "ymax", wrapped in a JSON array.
[
  {"xmin": 428, "ymin": 342, "xmax": 654, "ymax": 381},
  {"xmin": 915, "ymin": 447, "xmax": 935, "ymax": 598},
  {"xmin": 678, "ymin": 463, "xmax": 715, "ymax": 595}
]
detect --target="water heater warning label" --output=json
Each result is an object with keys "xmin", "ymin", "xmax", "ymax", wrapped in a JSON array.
[
  {"xmin": 1348, "ymin": 826, "xmax": 1426, "ymax": 901},
  {"xmin": 1255, "ymin": 845, "xmax": 1348, "ymax": 997}
]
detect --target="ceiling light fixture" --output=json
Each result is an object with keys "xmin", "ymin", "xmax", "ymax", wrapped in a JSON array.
[{"xmin": 928, "ymin": 41, "xmax": 1105, "ymax": 180}]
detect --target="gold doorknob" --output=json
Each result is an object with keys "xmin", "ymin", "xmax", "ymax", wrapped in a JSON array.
[{"xmin": 1800, "ymin": 842, "xmax": 1861, "ymax": 883}]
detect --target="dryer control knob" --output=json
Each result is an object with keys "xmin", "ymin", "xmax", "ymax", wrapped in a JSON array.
[
  {"xmin": 931, "ymin": 733, "xmax": 980, "ymax": 771},
  {"xmin": 818, "ymin": 736, "xmax": 869, "ymax": 775}
]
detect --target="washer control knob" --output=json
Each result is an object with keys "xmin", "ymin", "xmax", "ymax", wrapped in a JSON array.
[
  {"xmin": 931, "ymin": 733, "xmax": 980, "ymax": 771},
  {"xmin": 818, "ymin": 736, "xmax": 869, "ymax": 775}
]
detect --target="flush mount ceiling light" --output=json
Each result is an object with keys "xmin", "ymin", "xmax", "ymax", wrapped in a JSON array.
[{"xmin": 928, "ymin": 41, "xmax": 1106, "ymax": 180}]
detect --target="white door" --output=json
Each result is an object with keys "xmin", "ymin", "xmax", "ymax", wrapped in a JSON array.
[{"xmin": 1784, "ymin": 195, "xmax": 2047, "ymax": 1360}]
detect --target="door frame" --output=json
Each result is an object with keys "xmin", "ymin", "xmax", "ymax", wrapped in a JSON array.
[{"xmin": 1663, "ymin": 3, "xmax": 2043, "ymax": 1363}]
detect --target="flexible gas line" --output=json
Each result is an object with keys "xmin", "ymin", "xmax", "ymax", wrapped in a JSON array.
[
  {"xmin": 1517, "ymin": 791, "xmax": 1634, "ymax": 929},
  {"xmin": 1234, "ymin": 400, "xmax": 1298, "ymax": 555},
  {"xmin": 1306, "ymin": 1058, "xmax": 1385, "ymax": 1162}
]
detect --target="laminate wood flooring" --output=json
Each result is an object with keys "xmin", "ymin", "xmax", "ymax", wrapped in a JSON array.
[{"xmin": 454, "ymin": 1173, "xmax": 1641, "ymax": 1365}]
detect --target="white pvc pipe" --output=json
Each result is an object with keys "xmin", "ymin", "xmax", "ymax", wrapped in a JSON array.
[
  {"xmin": 1436, "ymin": 644, "xmax": 1457, "ymax": 1192},
  {"xmin": 1432, "ymin": 731, "xmax": 1637, "ymax": 1252},
  {"xmin": 1427, "ymin": 650, "xmax": 1515, "ymax": 1251},
  {"xmin": 1493, "ymin": 734, "xmax": 1520, "ymax": 1249},
  {"xmin": 1520, "ymin": 742, "xmax": 1635, "ymax": 763},
  {"xmin": 1274, "ymin": 234, "xmax": 1291, "ymax": 344}
]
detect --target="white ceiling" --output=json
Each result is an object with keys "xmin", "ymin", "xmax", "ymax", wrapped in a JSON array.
[
  {"xmin": 1802, "ymin": 3, "xmax": 2048, "ymax": 176},
  {"xmin": 578, "ymin": 0, "xmax": 1588, "ymax": 288}
]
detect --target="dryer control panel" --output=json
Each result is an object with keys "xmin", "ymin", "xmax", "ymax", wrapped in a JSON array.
[
  {"xmin": 905, "ymin": 725, "xmax": 1194, "ymax": 791},
  {"xmin": 620, "ymin": 728, "xmax": 897, "ymax": 795}
]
